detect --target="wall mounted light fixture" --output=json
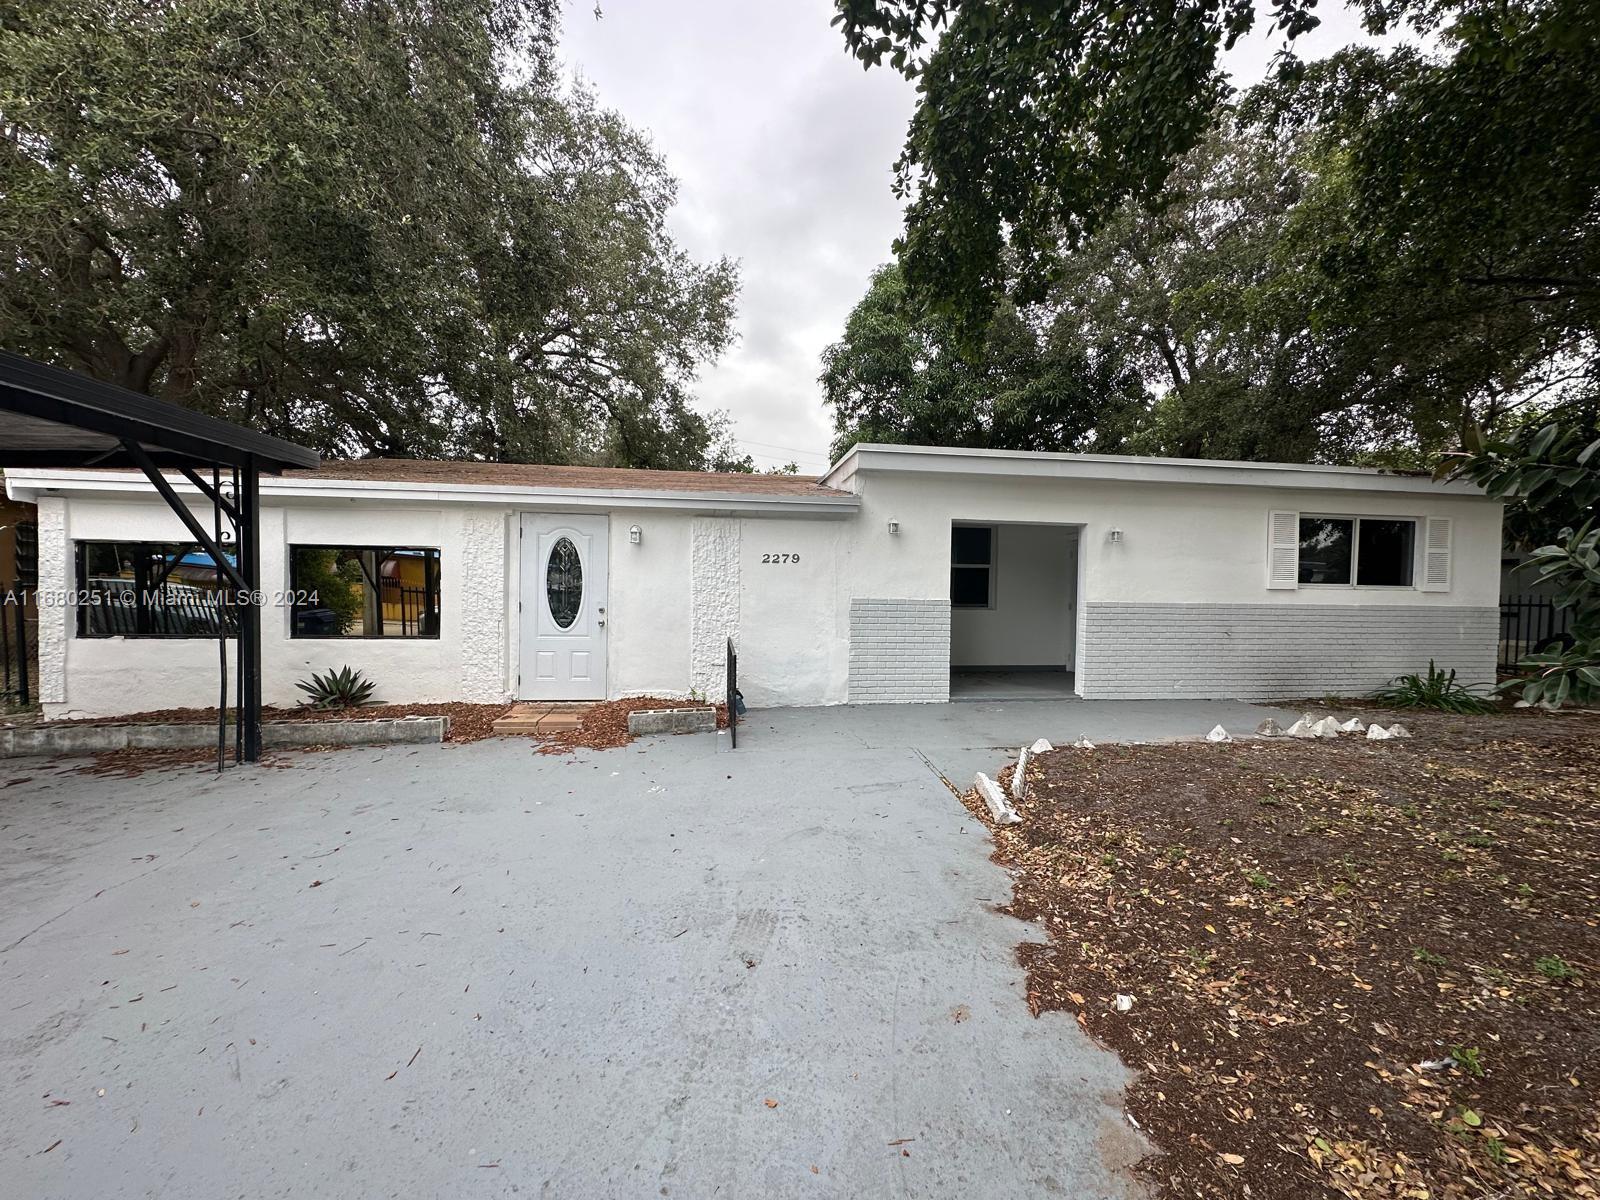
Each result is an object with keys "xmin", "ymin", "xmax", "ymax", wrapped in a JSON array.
[
  {"xmin": 629, "ymin": 524, "xmax": 642, "ymax": 545},
  {"xmin": 887, "ymin": 518, "xmax": 900, "ymax": 535},
  {"xmin": 1107, "ymin": 527, "xmax": 1124, "ymax": 543}
]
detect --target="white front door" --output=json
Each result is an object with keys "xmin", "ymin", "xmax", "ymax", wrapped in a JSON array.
[{"xmin": 519, "ymin": 514, "xmax": 608, "ymax": 700}]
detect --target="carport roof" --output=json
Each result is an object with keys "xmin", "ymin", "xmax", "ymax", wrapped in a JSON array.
[{"xmin": 0, "ymin": 351, "xmax": 319, "ymax": 472}]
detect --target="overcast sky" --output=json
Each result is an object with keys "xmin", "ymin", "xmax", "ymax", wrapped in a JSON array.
[{"xmin": 560, "ymin": 2, "xmax": 1408, "ymax": 475}]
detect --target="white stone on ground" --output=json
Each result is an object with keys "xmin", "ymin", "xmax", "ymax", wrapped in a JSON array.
[
  {"xmin": 1388, "ymin": 724, "xmax": 1412, "ymax": 738},
  {"xmin": 974, "ymin": 773, "xmax": 1023, "ymax": 825},
  {"xmin": 1339, "ymin": 717, "xmax": 1367, "ymax": 733},
  {"xmin": 1255, "ymin": 718, "xmax": 1283, "ymax": 737},
  {"xmin": 1311, "ymin": 716, "xmax": 1343, "ymax": 738},
  {"xmin": 1010, "ymin": 747, "xmax": 1030, "ymax": 801},
  {"xmin": 1072, "ymin": 736, "xmax": 1095, "ymax": 750},
  {"xmin": 1285, "ymin": 717, "xmax": 1319, "ymax": 738},
  {"xmin": 1029, "ymin": 738, "xmax": 1054, "ymax": 754},
  {"xmin": 1206, "ymin": 725, "xmax": 1233, "ymax": 743},
  {"xmin": 1367, "ymin": 725, "xmax": 1394, "ymax": 740}
]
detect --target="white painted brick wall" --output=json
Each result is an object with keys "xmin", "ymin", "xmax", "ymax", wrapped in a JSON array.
[
  {"xmin": 1079, "ymin": 603, "xmax": 1499, "ymax": 700},
  {"xmin": 848, "ymin": 598, "xmax": 950, "ymax": 703}
]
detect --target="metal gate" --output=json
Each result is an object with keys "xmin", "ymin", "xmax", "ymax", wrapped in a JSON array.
[{"xmin": 1499, "ymin": 595, "xmax": 1574, "ymax": 672}]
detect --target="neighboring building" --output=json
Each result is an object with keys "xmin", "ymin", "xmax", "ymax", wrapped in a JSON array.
[
  {"xmin": 3, "ymin": 445, "xmax": 1503, "ymax": 718},
  {"xmin": 0, "ymin": 489, "xmax": 38, "ymax": 591}
]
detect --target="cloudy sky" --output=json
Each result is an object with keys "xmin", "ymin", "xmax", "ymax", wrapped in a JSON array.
[{"xmin": 560, "ymin": 3, "xmax": 1407, "ymax": 475}]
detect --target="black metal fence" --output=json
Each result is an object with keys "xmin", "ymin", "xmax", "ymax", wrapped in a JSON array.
[
  {"xmin": 381, "ymin": 581, "xmax": 433, "ymax": 637},
  {"xmin": 1499, "ymin": 594, "xmax": 1574, "ymax": 673},
  {"xmin": 2, "ymin": 587, "xmax": 34, "ymax": 707},
  {"xmin": 726, "ymin": 636, "xmax": 738, "ymax": 749},
  {"xmin": 79, "ymin": 585, "xmax": 239, "ymax": 638}
]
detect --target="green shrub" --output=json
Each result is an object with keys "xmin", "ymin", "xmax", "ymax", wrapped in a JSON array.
[
  {"xmin": 296, "ymin": 665, "xmax": 377, "ymax": 710},
  {"xmin": 1368, "ymin": 661, "xmax": 1498, "ymax": 714},
  {"xmin": 1535, "ymin": 954, "xmax": 1577, "ymax": 982}
]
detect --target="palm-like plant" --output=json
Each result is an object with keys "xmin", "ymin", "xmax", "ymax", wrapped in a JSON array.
[{"xmin": 296, "ymin": 665, "xmax": 377, "ymax": 710}]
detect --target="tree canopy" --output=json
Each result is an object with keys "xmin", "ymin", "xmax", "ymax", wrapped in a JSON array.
[
  {"xmin": 824, "ymin": 104, "xmax": 1561, "ymax": 466},
  {"xmin": 0, "ymin": 0, "xmax": 741, "ymax": 468},
  {"xmin": 819, "ymin": 263, "xmax": 1145, "ymax": 461},
  {"xmin": 834, "ymin": 0, "xmax": 1600, "ymax": 366}
]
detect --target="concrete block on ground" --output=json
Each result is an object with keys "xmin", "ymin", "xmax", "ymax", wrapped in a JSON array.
[
  {"xmin": 626, "ymin": 707, "xmax": 717, "ymax": 737},
  {"xmin": 973, "ymin": 773, "xmax": 1022, "ymax": 825},
  {"xmin": 265, "ymin": 717, "xmax": 449, "ymax": 748},
  {"xmin": 1010, "ymin": 746, "xmax": 1030, "ymax": 801},
  {"xmin": 0, "ymin": 715, "xmax": 449, "ymax": 758}
]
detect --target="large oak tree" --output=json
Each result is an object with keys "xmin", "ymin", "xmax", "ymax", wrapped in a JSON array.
[{"xmin": 0, "ymin": 0, "xmax": 741, "ymax": 468}]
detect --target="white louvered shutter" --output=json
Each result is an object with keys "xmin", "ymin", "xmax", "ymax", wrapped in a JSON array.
[
  {"xmin": 1267, "ymin": 511, "xmax": 1299, "ymax": 589},
  {"xmin": 1420, "ymin": 517, "xmax": 1452, "ymax": 592}
]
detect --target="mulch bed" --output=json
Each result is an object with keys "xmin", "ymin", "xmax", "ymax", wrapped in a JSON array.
[
  {"xmin": 19, "ymin": 697, "xmax": 727, "ymax": 775},
  {"xmin": 964, "ymin": 707, "xmax": 1600, "ymax": 1200},
  {"xmin": 533, "ymin": 696, "xmax": 728, "ymax": 755}
]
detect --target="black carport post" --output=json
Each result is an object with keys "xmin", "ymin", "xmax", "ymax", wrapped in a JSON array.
[{"xmin": 238, "ymin": 455, "xmax": 264, "ymax": 761}]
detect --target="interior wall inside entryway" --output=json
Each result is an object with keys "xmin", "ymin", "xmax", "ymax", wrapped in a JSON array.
[{"xmin": 950, "ymin": 523, "xmax": 1079, "ymax": 669}]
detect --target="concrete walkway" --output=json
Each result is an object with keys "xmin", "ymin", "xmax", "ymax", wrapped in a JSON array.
[
  {"xmin": 742, "ymin": 696, "xmax": 1303, "ymax": 790},
  {"xmin": 0, "ymin": 698, "xmax": 1290, "ymax": 1198}
]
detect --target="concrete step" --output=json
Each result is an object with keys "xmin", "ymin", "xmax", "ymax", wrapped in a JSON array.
[{"xmin": 491, "ymin": 702, "xmax": 592, "ymax": 735}]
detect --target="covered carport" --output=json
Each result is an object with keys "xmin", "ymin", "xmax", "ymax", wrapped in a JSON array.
[{"xmin": 0, "ymin": 351, "xmax": 319, "ymax": 761}]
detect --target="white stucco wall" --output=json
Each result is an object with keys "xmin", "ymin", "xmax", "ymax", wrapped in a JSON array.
[
  {"xmin": 22, "ymin": 461, "xmax": 1504, "ymax": 715},
  {"xmin": 834, "ymin": 469, "xmax": 1503, "ymax": 699},
  {"xmin": 31, "ymin": 492, "xmax": 852, "ymax": 717},
  {"xmin": 841, "ymin": 472, "xmax": 1502, "ymax": 610},
  {"xmin": 45, "ymin": 496, "xmax": 511, "ymax": 717},
  {"xmin": 602, "ymin": 512, "xmax": 695, "ymax": 700},
  {"xmin": 950, "ymin": 523, "xmax": 1077, "ymax": 668}
]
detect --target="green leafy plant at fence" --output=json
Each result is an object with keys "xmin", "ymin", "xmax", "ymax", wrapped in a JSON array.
[
  {"xmin": 1368, "ymin": 661, "xmax": 1499, "ymax": 714},
  {"xmin": 296, "ymin": 665, "xmax": 377, "ymax": 710},
  {"xmin": 1447, "ymin": 412, "xmax": 1600, "ymax": 709}
]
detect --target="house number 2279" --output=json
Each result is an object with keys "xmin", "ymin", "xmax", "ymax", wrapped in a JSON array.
[{"xmin": 760, "ymin": 553, "xmax": 801, "ymax": 564}]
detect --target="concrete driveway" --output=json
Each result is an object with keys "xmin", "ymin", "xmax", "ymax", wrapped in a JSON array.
[{"xmin": 0, "ymin": 698, "xmax": 1293, "ymax": 1198}]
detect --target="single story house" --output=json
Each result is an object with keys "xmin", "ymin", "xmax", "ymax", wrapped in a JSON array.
[{"xmin": 3, "ymin": 444, "xmax": 1502, "ymax": 718}]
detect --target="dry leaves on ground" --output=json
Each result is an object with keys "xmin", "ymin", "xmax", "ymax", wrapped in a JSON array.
[{"xmin": 964, "ymin": 708, "xmax": 1600, "ymax": 1200}]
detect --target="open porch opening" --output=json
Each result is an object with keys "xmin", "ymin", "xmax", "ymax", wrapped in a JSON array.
[{"xmin": 949, "ymin": 521, "xmax": 1081, "ymax": 701}]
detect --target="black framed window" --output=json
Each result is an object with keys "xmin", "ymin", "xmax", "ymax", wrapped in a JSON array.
[
  {"xmin": 289, "ymin": 546, "xmax": 440, "ymax": 638},
  {"xmin": 951, "ymin": 525, "xmax": 994, "ymax": 608},
  {"xmin": 1298, "ymin": 517, "xmax": 1415, "ymax": 587},
  {"xmin": 75, "ymin": 541, "xmax": 237, "ymax": 638}
]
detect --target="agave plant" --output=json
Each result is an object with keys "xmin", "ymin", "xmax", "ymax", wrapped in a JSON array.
[
  {"xmin": 296, "ymin": 665, "xmax": 377, "ymax": 710},
  {"xmin": 1368, "ymin": 661, "xmax": 1498, "ymax": 714}
]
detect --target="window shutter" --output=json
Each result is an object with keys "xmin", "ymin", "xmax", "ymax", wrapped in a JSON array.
[
  {"xmin": 1420, "ymin": 517, "xmax": 1452, "ymax": 592},
  {"xmin": 1266, "ymin": 511, "xmax": 1299, "ymax": 589}
]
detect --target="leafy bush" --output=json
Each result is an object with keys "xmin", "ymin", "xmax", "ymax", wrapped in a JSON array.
[
  {"xmin": 296, "ymin": 665, "xmax": 377, "ymax": 710},
  {"xmin": 1448, "ymin": 413, "xmax": 1600, "ymax": 709},
  {"xmin": 1503, "ymin": 521, "xmax": 1600, "ymax": 709},
  {"xmin": 1368, "ymin": 661, "xmax": 1499, "ymax": 714}
]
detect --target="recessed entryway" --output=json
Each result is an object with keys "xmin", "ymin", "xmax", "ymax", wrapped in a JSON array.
[
  {"xmin": 949, "ymin": 521, "xmax": 1082, "ymax": 698},
  {"xmin": 950, "ymin": 669, "xmax": 1079, "ymax": 702}
]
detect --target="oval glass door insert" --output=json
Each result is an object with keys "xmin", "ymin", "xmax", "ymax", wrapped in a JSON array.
[{"xmin": 546, "ymin": 537, "xmax": 583, "ymax": 628}]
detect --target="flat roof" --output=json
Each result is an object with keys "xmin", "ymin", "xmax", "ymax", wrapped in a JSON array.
[
  {"xmin": 0, "ymin": 351, "xmax": 319, "ymax": 472},
  {"xmin": 824, "ymin": 443, "xmax": 1490, "ymax": 498}
]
